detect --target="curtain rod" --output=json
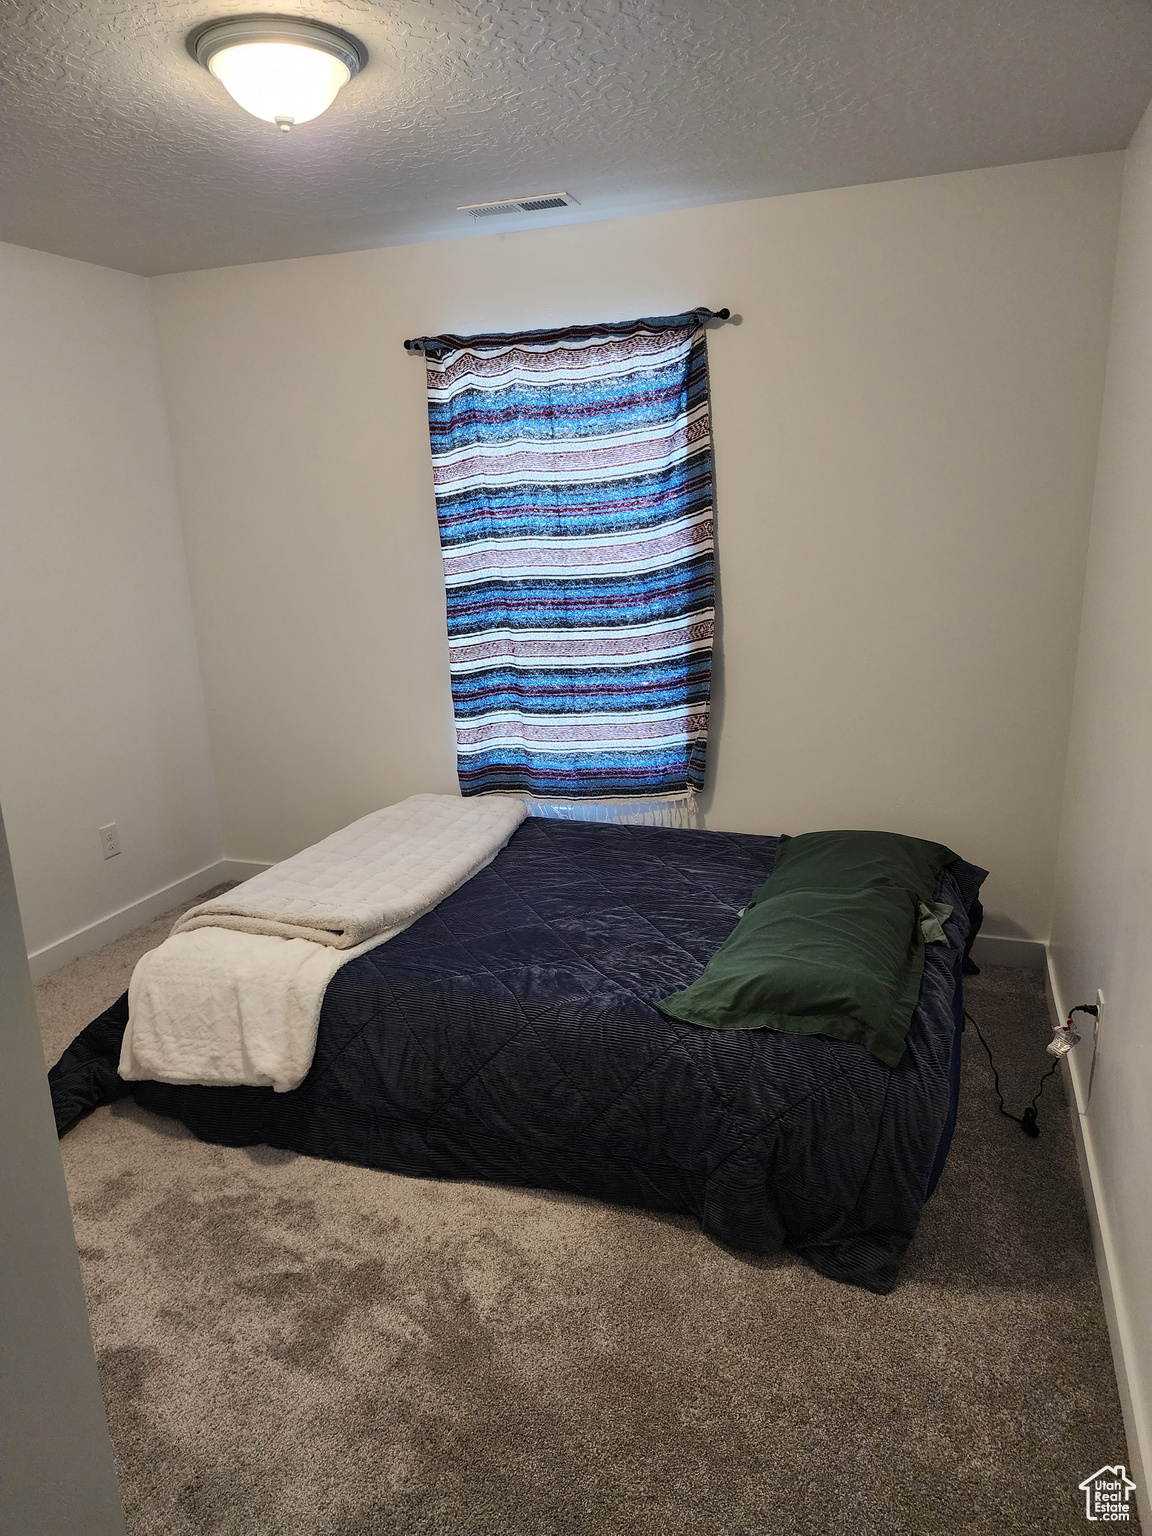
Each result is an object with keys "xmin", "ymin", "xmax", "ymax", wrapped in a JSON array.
[{"xmin": 403, "ymin": 308, "xmax": 731, "ymax": 355}]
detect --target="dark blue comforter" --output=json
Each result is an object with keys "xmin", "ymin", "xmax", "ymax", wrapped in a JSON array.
[{"xmin": 50, "ymin": 819, "xmax": 985, "ymax": 1293}]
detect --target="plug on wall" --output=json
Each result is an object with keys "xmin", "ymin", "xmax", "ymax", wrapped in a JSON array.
[
  {"xmin": 99, "ymin": 823, "xmax": 120, "ymax": 859},
  {"xmin": 1083, "ymin": 987, "xmax": 1105, "ymax": 1112}
]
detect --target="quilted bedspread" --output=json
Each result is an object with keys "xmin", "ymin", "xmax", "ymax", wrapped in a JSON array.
[{"xmin": 50, "ymin": 819, "xmax": 985, "ymax": 1293}]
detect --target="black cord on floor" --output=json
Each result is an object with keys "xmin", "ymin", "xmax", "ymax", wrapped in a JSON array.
[{"xmin": 964, "ymin": 1010, "xmax": 1060, "ymax": 1138}]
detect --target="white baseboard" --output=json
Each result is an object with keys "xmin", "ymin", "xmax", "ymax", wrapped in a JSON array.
[
  {"xmin": 217, "ymin": 858, "xmax": 272, "ymax": 882},
  {"xmin": 970, "ymin": 933, "xmax": 1047, "ymax": 969},
  {"xmin": 1045, "ymin": 951, "xmax": 1149, "ymax": 1527},
  {"xmin": 27, "ymin": 857, "xmax": 271, "ymax": 982}
]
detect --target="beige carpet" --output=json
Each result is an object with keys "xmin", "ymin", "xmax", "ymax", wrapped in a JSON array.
[{"xmin": 39, "ymin": 898, "xmax": 1139, "ymax": 1536}]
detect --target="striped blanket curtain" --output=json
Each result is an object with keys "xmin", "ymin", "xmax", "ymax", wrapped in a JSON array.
[{"xmin": 411, "ymin": 309, "xmax": 717, "ymax": 825}]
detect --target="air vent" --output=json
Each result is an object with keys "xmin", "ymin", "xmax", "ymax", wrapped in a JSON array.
[{"xmin": 458, "ymin": 192, "xmax": 579, "ymax": 219}]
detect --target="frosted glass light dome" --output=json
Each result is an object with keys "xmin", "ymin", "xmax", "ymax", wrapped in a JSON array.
[{"xmin": 190, "ymin": 16, "xmax": 366, "ymax": 132}]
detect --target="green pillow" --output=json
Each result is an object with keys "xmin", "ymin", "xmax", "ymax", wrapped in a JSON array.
[{"xmin": 659, "ymin": 830, "xmax": 958, "ymax": 1068}]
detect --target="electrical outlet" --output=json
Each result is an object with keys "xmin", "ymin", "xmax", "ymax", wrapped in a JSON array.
[
  {"xmin": 100, "ymin": 822, "xmax": 120, "ymax": 859},
  {"xmin": 1081, "ymin": 988, "xmax": 1106, "ymax": 1113}
]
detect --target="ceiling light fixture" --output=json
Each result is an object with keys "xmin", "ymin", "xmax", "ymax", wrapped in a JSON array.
[{"xmin": 189, "ymin": 15, "xmax": 367, "ymax": 132}]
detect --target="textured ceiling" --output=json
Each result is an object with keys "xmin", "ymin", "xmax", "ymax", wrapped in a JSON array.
[{"xmin": 2, "ymin": 0, "xmax": 1152, "ymax": 276}]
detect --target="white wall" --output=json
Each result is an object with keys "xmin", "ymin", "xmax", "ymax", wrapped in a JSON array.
[
  {"xmin": 0, "ymin": 797, "xmax": 126, "ymax": 1533},
  {"xmin": 152, "ymin": 153, "xmax": 1121, "ymax": 939},
  {"xmin": 0, "ymin": 242, "xmax": 221, "ymax": 965},
  {"xmin": 1050, "ymin": 102, "xmax": 1152, "ymax": 1504}
]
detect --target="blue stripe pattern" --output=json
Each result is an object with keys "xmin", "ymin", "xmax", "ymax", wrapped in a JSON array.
[{"xmin": 423, "ymin": 315, "xmax": 716, "ymax": 800}]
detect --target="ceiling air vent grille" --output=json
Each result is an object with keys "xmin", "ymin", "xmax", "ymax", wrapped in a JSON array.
[{"xmin": 459, "ymin": 193, "xmax": 579, "ymax": 218}]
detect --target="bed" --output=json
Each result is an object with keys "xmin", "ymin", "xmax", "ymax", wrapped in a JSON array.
[{"xmin": 50, "ymin": 818, "xmax": 985, "ymax": 1294}]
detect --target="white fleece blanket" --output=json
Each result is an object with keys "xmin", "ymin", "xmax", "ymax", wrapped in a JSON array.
[{"xmin": 119, "ymin": 793, "xmax": 526, "ymax": 1093}]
